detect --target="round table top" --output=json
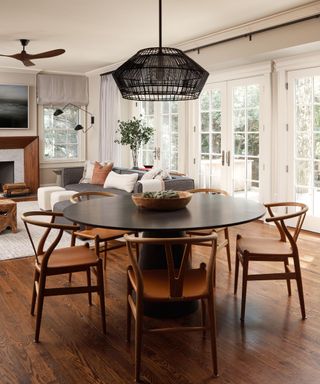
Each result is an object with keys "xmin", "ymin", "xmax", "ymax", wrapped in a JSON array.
[{"xmin": 63, "ymin": 194, "xmax": 266, "ymax": 232}]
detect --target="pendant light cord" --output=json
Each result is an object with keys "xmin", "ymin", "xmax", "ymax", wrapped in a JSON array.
[{"xmin": 159, "ymin": 0, "xmax": 162, "ymax": 50}]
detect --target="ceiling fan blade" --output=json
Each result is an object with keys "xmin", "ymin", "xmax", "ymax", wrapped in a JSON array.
[
  {"xmin": 22, "ymin": 59, "xmax": 35, "ymax": 67},
  {"xmin": 27, "ymin": 49, "xmax": 65, "ymax": 59}
]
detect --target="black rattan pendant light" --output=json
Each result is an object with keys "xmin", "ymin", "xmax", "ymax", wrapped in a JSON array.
[{"xmin": 112, "ymin": 0, "xmax": 209, "ymax": 101}]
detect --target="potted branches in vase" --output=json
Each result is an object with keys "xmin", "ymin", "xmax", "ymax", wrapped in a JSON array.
[{"xmin": 115, "ymin": 116, "xmax": 154, "ymax": 169}]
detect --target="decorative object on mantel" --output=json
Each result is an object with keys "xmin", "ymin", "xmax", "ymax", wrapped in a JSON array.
[
  {"xmin": 132, "ymin": 190, "xmax": 192, "ymax": 211},
  {"xmin": 0, "ymin": 39, "xmax": 65, "ymax": 67},
  {"xmin": 114, "ymin": 116, "xmax": 153, "ymax": 168},
  {"xmin": 53, "ymin": 103, "xmax": 94, "ymax": 133},
  {"xmin": 112, "ymin": 0, "xmax": 209, "ymax": 101}
]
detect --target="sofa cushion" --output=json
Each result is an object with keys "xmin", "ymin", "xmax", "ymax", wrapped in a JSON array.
[{"xmin": 103, "ymin": 171, "xmax": 138, "ymax": 193}]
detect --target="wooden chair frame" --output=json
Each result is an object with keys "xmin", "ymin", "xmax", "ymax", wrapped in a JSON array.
[
  {"xmin": 22, "ymin": 210, "xmax": 106, "ymax": 342},
  {"xmin": 125, "ymin": 233, "xmax": 219, "ymax": 382},
  {"xmin": 70, "ymin": 191, "xmax": 132, "ymax": 271},
  {"xmin": 234, "ymin": 202, "xmax": 308, "ymax": 322},
  {"xmin": 187, "ymin": 188, "xmax": 232, "ymax": 273}
]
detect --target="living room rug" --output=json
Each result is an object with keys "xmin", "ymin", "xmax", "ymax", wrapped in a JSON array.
[{"xmin": 0, "ymin": 201, "xmax": 83, "ymax": 261}]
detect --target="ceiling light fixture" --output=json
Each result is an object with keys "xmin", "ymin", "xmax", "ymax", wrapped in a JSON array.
[
  {"xmin": 112, "ymin": 0, "xmax": 209, "ymax": 101},
  {"xmin": 53, "ymin": 103, "xmax": 94, "ymax": 133}
]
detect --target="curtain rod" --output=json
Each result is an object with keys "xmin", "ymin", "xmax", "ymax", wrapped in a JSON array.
[{"xmin": 100, "ymin": 13, "xmax": 320, "ymax": 77}]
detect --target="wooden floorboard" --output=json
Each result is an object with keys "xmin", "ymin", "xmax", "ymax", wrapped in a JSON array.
[{"xmin": 0, "ymin": 221, "xmax": 319, "ymax": 383}]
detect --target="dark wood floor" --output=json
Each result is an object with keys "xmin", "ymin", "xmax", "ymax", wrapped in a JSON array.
[{"xmin": 0, "ymin": 221, "xmax": 320, "ymax": 384}]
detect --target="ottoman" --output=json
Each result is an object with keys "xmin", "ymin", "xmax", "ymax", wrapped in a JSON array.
[
  {"xmin": 50, "ymin": 190, "xmax": 77, "ymax": 210},
  {"xmin": 0, "ymin": 199, "xmax": 17, "ymax": 234},
  {"xmin": 37, "ymin": 186, "xmax": 65, "ymax": 210}
]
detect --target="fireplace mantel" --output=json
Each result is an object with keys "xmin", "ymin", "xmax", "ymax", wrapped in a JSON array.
[{"xmin": 0, "ymin": 136, "xmax": 39, "ymax": 194}]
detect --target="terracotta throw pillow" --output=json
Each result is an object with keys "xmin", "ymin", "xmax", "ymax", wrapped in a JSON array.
[{"xmin": 91, "ymin": 161, "xmax": 113, "ymax": 185}]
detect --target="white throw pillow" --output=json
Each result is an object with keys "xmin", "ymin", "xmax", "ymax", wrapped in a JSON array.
[
  {"xmin": 80, "ymin": 160, "xmax": 113, "ymax": 183},
  {"xmin": 104, "ymin": 171, "xmax": 138, "ymax": 193},
  {"xmin": 141, "ymin": 167, "xmax": 171, "ymax": 181}
]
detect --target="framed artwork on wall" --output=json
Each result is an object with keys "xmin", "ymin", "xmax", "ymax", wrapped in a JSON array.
[{"xmin": 0, "ymin": 84, "xmax": 29, "ymax": 129}]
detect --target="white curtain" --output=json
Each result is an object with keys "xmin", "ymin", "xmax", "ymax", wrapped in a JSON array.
[{"xmin": 99, "ymin": 74, "xmax": 121, "ymax": 165}]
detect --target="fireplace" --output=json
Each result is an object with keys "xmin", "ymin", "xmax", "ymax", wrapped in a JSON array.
[
  {"xmin": 0, "ymin": 136, "xmax": 39, "ymax": 194},
  {"xmin": 0, "ymin": 161, "xmax": 14, "ymax": 191}
]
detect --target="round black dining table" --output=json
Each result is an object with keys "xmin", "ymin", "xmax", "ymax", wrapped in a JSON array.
[
  {"xmin": 63, "ymin": 193, "xmax": 265, "ymax": 232},
  {"xmin": 64, "ymin": 193, "xmax": 265, "ymax": 317}
]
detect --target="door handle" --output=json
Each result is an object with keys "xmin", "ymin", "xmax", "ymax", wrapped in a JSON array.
[
  {"xmin": 221, "ymin": 150, "xmax": 225, "ymax": 166},
  {"xmin": 157, "ymin": 147, "xmax": 160, "ymax": 160},
  {"xmin": 226, "ymin": 150, "xmax": 231, "ymax": 166},
  {"xmin": 153, "ymin": 147, "xmax": 157, "ymax": 160}
]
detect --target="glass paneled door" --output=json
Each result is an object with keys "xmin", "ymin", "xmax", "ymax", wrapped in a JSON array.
[
  {"xmin": 198, "ymin": 76, "xmax": 267, "ymax": 203},
  {"xmin": 288, "ymin": 68, "xmax": 320, "ymax": 231},
  {"xmin": 139, "ymin": 101, "xmax": 183, "ymax": 171}
]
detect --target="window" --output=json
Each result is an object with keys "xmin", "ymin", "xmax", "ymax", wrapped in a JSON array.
[
  {"xmin": 43, "ymin": 105, "xmax": 81, "ymax": 161},
  {"xmin": 138, "ymin": 101, "xmax": 182, "ymax": 171}
]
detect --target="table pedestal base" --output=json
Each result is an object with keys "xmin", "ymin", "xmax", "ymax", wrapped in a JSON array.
[{"xmin": 139, "ymin": 231, "xmax": 198, "ymax": 319}]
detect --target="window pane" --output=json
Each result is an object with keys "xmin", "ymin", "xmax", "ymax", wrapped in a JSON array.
[
  {"xmin": 200, "ymin": 91, "xmax": 209, "ymax": 111},
  {"xmin": 296, "ymin": 105, "xmax": 312, "ymax": 131},
  {"xmin": 201, "ymin": 134, "xmax": 209, "ymax": 153},
  {"xmin": 234, "ymin": 133, "xmax": 245, "ymax": 155},
  {"xmin": 249, "ymin": 157, "xmax": 259, "ymax": 181},
  {"xmin": 296, "ymin": 132, "xmax": 312, "ymax": 158},
  {"xmin": 296, "ymin": 160, "xmax": 312, "ymax": 186},
  {"xmin": 201, "ymin": 112, "xmax": 209, "ymax": 132},
  {"xmin": 247, "ymin": 84, "xmax": 260, "ymax": 108},
  {"xmin": 211, "ymin": 89, "xmax": 221, "ymax": 109},
  {"xmin": 295, "ymin": 77, "xmax": 312, "ymax": 105},
  {"xmin": 212, "ymin": 111, "xmax": 221, "ymax": 132},
  {"xmin": 211, "ymin": 133, "xmax": 221, "ymax": 154},
  {"xmin": 247, "ymin": 108, "xmax": 259, "ymax": 131},
  {"xmin": 233, "ymin": 109, "xmax": 245, "ymax": 132},
  {"xmin": 233, "ymin": 87, "xmax": 246, "ymax": 108},
  {"xmin": 43, "ymin": 106, "xmax": 80, "ymax": 161},
  {"xmin": 248, "ymin": 133, "xmax": 259, "ymax": 156}
]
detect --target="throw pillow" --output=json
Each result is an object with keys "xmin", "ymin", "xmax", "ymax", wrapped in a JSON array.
[
  {"xmin": 80, "ymin": 160, "xmax": 113, "ymax": 183},
  {"xmin": 91, "ymin": 161, "xmax": 113, "ymax": 185},
  {"xmin": 141, "ymin": 167, "xmax": 172, "ymax": 181},
  {"xmin": 104, "ymin": 171, "xmax": 138, "ymax": 193}
]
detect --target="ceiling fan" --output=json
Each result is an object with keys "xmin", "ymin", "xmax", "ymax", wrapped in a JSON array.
[{"xmin": 0, "ymin": 39, "xmax": 65, "ymax": 67}]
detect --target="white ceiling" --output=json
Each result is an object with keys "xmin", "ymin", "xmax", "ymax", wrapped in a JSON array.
[{"xmin": 0, "ymin": 0, "xmax": 315, "ymax": 74}]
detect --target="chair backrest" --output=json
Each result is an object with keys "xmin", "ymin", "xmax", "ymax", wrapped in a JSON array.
[
  {"xmin": 125, "ymin": 234, "xmax": 218, "ymax": 298},
  {"xmin": 21, "ymin": 211, "xmax": 82, "ymax": 267},
  {"xmin": 188, "ymin": 188, "xmax": 229, "ymax": 196},
  {"xmin": 265, "ymin": 202, "xmax": 308, "ymax": 245},
  {"xmin": 70, "ymin": 191, "xmax": 115, "ymax": 203}
]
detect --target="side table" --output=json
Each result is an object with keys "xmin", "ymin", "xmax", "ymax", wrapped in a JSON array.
[{"xmin": 0, "ymin": 199, "xmax": 17, "ymax": 234}]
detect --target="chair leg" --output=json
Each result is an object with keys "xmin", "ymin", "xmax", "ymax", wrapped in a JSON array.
[
  {"xmin": 68, "ymin": 272, "xmax": 72, "ymax": 283},
  {"xmin": 97, "ymin": 260, "xmax": 107, "ymax": 334},
  {"xmin": 103, "ymin": 241, "xmax": 107, "ymax": 271},
  {"xmin": 293, "ymin": 255, "xmax": 306, "ymax": 319},
  {"xmin": 134, "ymin": 299, "xmax": 143, "ymax": 383},
  {"xmin": 207, "ymin": 296, "xmax": 218, "ymax": 377},
  {"xmin": 86, "ymin": 268, "xmax": 92, "ymax": 306},
  {"xmin": 31, "ymin": 269, "xmax": 40, "ymax": 316},
  {"xmin": 234, "ymin": 251, "xmax": 240, "ymax": 295},
  {"xmin": 284, "ymin": 257, "xmax": 291, "ymax": 296},
  {"xmin": 201, "ymin": 298, "xmax": 206, "ymax": 339},
  {"xmin": 240, "ymin": 257, "xmax": 249, "ymax": 323},
  {"xmin": 127, "ymin": 275, "xmax": 132, "ymax": 343},
  {"xmin": 224, "ymin": 228, "xmax": 232, "ymax": 272},
  {"xmin": 34, "ymin": 272, "xmax": 46, "ymax": 343}
]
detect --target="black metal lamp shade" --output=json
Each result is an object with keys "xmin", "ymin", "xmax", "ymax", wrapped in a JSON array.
[{"xmin": 112, "ymin": 47, "xmax": 209, "ymax": 101}]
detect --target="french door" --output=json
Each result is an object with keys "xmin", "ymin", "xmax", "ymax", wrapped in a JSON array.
[
  {"xmin": 137, "ymin": 101, "xmax": 184, "ymax": 171},
  {"xmin": 197, "ymin": 76, "xmax": 269, "ymax": 203},
  {"xmin": 287, "ymin": 68, "xmax": 320, "ymax": 231}
]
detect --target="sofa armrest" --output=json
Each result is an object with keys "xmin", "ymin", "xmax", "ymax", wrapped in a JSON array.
[{"xmin": 61, "ymin": 167, "xmax": 84, "ymax": 187}]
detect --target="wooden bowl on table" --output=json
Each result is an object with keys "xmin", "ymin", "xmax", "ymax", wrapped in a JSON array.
[{"xmin": 132, "ymin": 191, "xmax": 192, "ymax": 211}]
